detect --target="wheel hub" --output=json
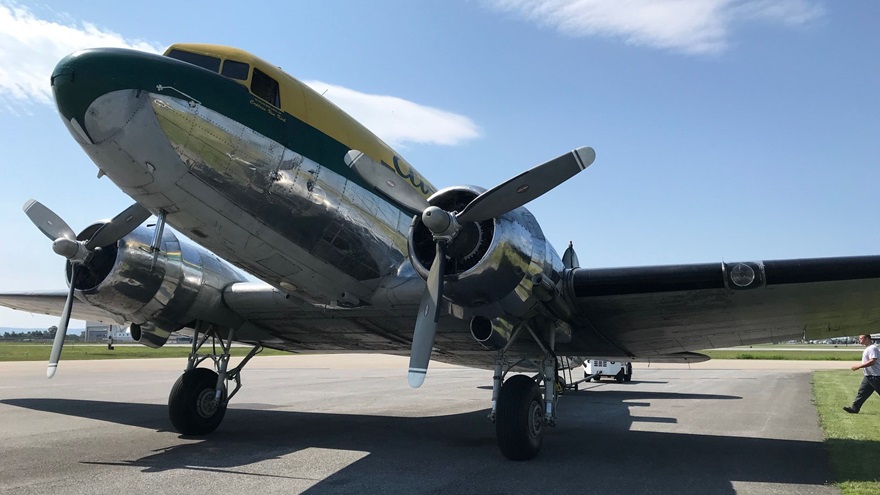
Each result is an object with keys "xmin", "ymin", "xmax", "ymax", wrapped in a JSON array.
[
  {"xmin": 196, "ymin": 388, "xmax": 220, "ymax": 418},
  {"xmin": 528, "ymin": 399, "xmax": 543, "ymax": 439}
]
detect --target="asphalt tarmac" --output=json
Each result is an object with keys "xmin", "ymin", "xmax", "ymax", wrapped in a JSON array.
[{"xmin": 0, "ymin": 356, "xmax": 851, "ymax": 495}]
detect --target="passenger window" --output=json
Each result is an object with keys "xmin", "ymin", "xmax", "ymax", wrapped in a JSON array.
[
  {"xmin": 221, "ymin": 60, "xmax": 249, "ymax": 80},
  {"xmin": 251, "ymin": 68, "xmax": 280, "ymax": 107},
  {"xmin": 166, "ymin": 49, "xmax": 221, "ymax": 73}
]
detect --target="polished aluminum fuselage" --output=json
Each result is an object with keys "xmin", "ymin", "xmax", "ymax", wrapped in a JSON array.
[{"xmin": 72, "ymin": 87, "xmax": 411, "ymax": 306}]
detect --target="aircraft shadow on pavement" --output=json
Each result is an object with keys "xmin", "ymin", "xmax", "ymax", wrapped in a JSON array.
[{"xmin": 1, "ymin": 394, "xmax": 842, "ymax": 495}]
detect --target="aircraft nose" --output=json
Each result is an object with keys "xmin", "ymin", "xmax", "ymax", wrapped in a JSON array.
[
  {"xmin": 52, "ymin": 49, "xmax": 113, "ymax": 132},
  {"xmin": 51, "ymin": 48, "xmax": 162, "ymax": 142}
]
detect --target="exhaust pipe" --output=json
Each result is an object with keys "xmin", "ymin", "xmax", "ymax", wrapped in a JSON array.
[{"xmin": 470, "ymin": 316, "xmax": 515, "ymax": 350}]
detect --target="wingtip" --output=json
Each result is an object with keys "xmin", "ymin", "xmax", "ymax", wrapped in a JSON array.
[{"xmin": 408, "ymin": 369, "xmax": 427, "ymax": 388}]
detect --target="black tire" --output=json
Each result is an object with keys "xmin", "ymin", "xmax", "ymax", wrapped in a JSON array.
[
  {"xmin": 168, "ymin": 368, "xmax": 227, "ymax": 435},
  {"xmin": 624, "ymin": 363, "xmax": 633, "ymax": 383},
  {"xmin": 593, "ymin": 376, "xmax": 601, "ymax": 382},
  {"xmin": 614, "ymin": 369, "xmax": 625, "ymax": 383},
  {"xmin": 496, "ymin": 374, "xmax": 544, "ymax": 461}
]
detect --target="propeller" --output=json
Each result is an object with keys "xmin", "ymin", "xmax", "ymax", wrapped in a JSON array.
[
  {"xmin": 562, "ymin": 241, "xmax": 580, "ymax": 269},
  {"xmin": 408, "ymin": 241, "xmax": 446, "ymax": 387},
  {"xmin": 343, "ymin": 151, "xmax": 430, "ymax": 214},
  {"xmin": 22, "ymin": 199, "xmax": 150, "ymax": 378},
  {"xmin": 406, "ymin": 147, "xmax": 594, "ymax": 387}
]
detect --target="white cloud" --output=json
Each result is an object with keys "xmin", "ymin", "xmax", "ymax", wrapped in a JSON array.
[
  {"xmin": 305, "ymin": 81, "xmax": 481, "ymax": 148},
  {"xmin": 483, "ymin": 0, "xmax": 823, "ymax": 55},
  {"xmin": 0, "ymin": 2, "xmax": 480, "ymax": 147},
  {"xmin": 0, "ymin": 2, "xmax": 162, "ymax": 112}
]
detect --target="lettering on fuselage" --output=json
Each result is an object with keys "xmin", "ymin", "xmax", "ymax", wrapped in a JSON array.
[
  {"xmin": 249, "ymin": 98, "xmax": 286, "ymax": 123},
  {"xmin": 382, "ymin": 155, "xmax": 433, "ymax": 196}
]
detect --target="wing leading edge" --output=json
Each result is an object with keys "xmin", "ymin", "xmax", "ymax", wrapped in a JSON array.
[
  {"xmin": 0, "ymin": 291, "xmax": 119, "ymax": 324},
  {"xmin": 564, "ymin": 255, "xmax": 880, "ymax": 359}
]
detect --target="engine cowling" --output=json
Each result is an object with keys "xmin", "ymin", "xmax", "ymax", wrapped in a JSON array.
[
  {"xmin": 408, "ymin": 185, "xmax": 564, "ymax": 323},
  {"xmin": 69, "ymin": 223, "xmax": 246, "ymax": 347}
]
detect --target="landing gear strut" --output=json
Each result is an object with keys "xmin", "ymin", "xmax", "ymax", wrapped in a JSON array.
[
  {"xmin": 488, "ymin": 325, "xmax": 561, "ymax": 461},
  {"xmin": 168, "ymin": 323, "xmax": 261, "ymax": 435}
]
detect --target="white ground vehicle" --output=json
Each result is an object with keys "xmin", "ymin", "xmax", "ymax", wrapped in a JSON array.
[{"xmin": 583, "ymin": 359, "xmax": 632, "ymax": 383}]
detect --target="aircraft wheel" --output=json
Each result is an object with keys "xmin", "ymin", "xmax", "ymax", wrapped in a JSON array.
[
  {"xmin": 624, "ymin": 363, "xmax": 633, "ymax": 383},
  {"xmin": 496, "ymin": 374, "xmax": 543, "ymax": 461},
  {"xmin": 169, "ymin": 367, "xmax": 227, "ymax": 435}
]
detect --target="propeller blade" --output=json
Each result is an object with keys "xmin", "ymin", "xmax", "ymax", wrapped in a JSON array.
[
  {"xmin": 457, "ymin": 146, "xmax": 595, "ymax": 224},
  {"xmin": 85, "ymin": 203, "xmax": 150, "ymax": 250},
  {"xmin": 47, "ymin": 264, "xmax": 78, "ymax": 378},
  {"xmin": 562, "ymin": 241, "xmax": 579, "ymax": 269},
  {"xmin": 23, "ymin": 199, "xmax": 76, "ymax": 242},
  {"xmin": 408, "ymin": 242, "xmax": 446, "ymax": 388},
  {"xmin": 345, "ymin": 150, "xmax": 430, "ymax": 215}
]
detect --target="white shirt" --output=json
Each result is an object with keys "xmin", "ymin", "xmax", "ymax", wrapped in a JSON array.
[{"xmin": 862, "ymin": 344, "xmax": 880, "ymax": 376}]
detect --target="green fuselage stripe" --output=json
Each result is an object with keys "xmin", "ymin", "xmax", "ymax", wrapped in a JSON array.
[{"xmin": 54, "ymin": 49, "xmax": 389, "ymax": 209}]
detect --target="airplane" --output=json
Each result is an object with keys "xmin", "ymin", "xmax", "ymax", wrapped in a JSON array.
[{"xmin": 2, "ymin": 43, "xmax": 880, "ymax": 461}]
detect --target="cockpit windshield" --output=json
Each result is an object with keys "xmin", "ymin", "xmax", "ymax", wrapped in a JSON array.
[
  {"xmin": 166, "ymin": 49, "xmax": 220, "ymax": 73},
  {"xmin": 221, "ymin": 60, "xmax": 249, "ymax": 80},
  {"xmin": 164, "ymin": 46, "xmax": 279, "ymax": 108}
]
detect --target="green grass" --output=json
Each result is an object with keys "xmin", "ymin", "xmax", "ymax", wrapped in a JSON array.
[
  {"xmin": 750, "ymin": 343, "xmax": 861, "ymax": 350},
  {"xmin": 813, "ymin": 370, "xmax": 880, "ymax": 494},
  {"xmin": 0, "ymin": 343, "xmax": 863, "ymax": 362},
  {"xmin": 0, "ymin": 343, "xmax": 288, "ymax": 361},
  {"xmin": 703, "ymin": 350, "xmax": 862, "ymax": 361}
]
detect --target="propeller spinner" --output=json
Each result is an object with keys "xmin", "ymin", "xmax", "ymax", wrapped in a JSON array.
[{"xmin": 23, "ymin": 199, "xmax": 150, "ymax": 378}]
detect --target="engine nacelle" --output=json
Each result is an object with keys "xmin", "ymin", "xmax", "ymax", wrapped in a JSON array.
[
  {"xmin": 408, "ymin": 185, "xmax": 564, "ymax": 322},
  {"xmin": 69, "ymin": 223, "xmax": 246, "ymax": 347}
]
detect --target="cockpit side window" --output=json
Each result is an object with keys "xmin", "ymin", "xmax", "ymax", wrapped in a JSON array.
[
  {"xmin": 251, "ymin": 68, "xmax": 280, "ymax": 107},
  {"xmin": 221, "ymin": 60, "xmax": 249, "ymax": 80},
  {"xmin": 166, "ymin": 49, "xmax": 221, "ymax": 73}
]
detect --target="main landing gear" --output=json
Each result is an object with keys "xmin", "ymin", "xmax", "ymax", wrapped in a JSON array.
[
  {"xmin": 488, "ymin": 325, "xmax": 564, "ymax": 461},
  {"xmin": 168, "ymin": 323, "xmax": 261, "ymax": 435}
]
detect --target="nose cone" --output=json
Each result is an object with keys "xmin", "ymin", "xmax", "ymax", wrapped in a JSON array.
[
  {"xmin": 52, "ymin": 49, "xmax": 113, "ymax": 129},
  {"xmin": 51, "ymin": 48, "xmax": 165, "ymax": 136}
]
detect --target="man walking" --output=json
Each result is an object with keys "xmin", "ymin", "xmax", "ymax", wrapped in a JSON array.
[{"xmin": 843, "ymin": 334, "xmax": 880, "ymax": 414}]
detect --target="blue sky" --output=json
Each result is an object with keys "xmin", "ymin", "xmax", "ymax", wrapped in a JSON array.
[{"xmin": 0, "ymin": 0, "xmax": 877, "ymax": 329}]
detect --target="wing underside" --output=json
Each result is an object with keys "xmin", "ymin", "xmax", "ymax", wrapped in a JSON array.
[
  {"xmin": 563, "ymin": 255, "xmax": 880, "ymax": 360},
  {"xmin": 0, "ymin": 291, "xmax": 119, "ymax": 324}
]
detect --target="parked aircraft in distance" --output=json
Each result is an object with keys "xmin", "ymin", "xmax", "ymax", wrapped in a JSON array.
[{"xmin": 2, "ymin": 44, "xmax": 880, "ymax": 460}]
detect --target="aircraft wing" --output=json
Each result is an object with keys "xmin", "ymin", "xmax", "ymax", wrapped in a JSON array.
[
  {"xmin": 0, "ymin": 291, "xmax": 119, "ymax": 324},
  {"xmin": 222, "ymin": 282, "xmax": 435, "ymax": 354},
  {"xmin": 565, "ymin": 255, "xmax": 880, "ymax": 360},
  {"xmin": 6, "ymin": 256, "xmax": 879, "ymax": 367}
]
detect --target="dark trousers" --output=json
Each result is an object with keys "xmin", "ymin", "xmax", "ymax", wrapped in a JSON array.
[{"xmin": 851, "ymin": 375, "xmax": 880, "ymax": 412}]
